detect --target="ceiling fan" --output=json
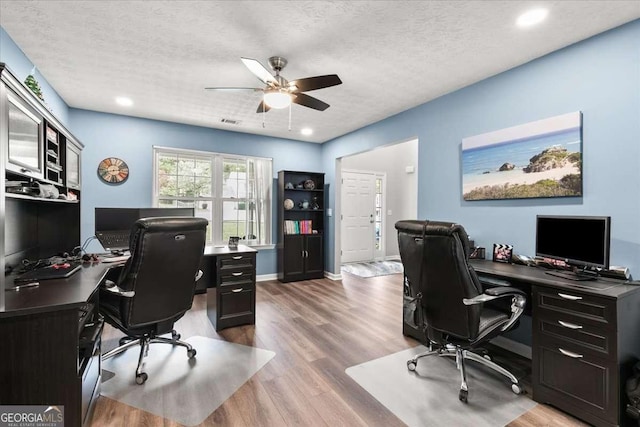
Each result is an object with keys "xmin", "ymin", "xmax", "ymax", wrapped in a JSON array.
[{"xmin": 205, "ymin": 56, "xmax": 342, "ymax": 113}]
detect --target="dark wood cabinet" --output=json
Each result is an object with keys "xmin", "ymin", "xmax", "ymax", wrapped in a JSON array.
[
  {"xmin": 532, "ymin": 285, "xmax": 640, "ymax": 427},
  {"xmin": 277, "ymin": 170, "xmax": 325, "ymax": 282},
  {"xmin": 0, "ymin": 266, "xmax": 108, "ymax": 427},
  {"xmin": 281, "ymin": 234, "xmax": 324, "ymax": 282},
  {"xmin": 206, "ymin": 247, "xmax": 257, "ymax": 331},
  {"xmin": 469, "ymin": 260, "xmax": 640, "ymax": 427},
  {"xmin": 1, "ymin": 62, "xmax": 96, "ymax": 426}
]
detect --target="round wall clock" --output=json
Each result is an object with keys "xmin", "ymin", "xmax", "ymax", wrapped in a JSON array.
[{"xmin": 98, "ymin": 157, "xmax": 129, "ymax": 184}]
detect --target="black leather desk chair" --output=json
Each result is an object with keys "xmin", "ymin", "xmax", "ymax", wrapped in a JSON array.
[
  {"xmin": 100, "ymin": 217, "xmax": 208, "ymax": 384},
  {"xmin": 395, "ymin": 220, "xmax": 526, "ymax": 402}
]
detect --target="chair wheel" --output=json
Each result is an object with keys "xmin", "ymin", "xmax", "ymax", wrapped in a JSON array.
[
  {"xmin": 511, "ymin": 383, "xmax": 522, "ymax": 395},
  {"xmin": 459, "ymin": 389, "xmax": 468, "ymax": 403},
  {"xmin": 407, "ymin": 360, "xmax": 417, "ymax": 371},
  {"xmin": 172, "ymin": 331, "xmax": 181, "ymax": 340},
  {"xmin": 187, "ymin": 349, "xmax": 197, "ymax": 358},
  {"xmin": 135, "ymin": 372, "xmax": 148, "ymax": 385},
  {"xmin": 483, "ymin": 354, "xmax": 492, "ymax": 361}
]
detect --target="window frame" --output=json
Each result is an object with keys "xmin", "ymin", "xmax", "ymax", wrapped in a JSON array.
[{"xmin": 152, "ymin": 146, "xmax": 273, "ymax": 248}]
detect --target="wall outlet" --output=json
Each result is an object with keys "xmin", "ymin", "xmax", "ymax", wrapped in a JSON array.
[{"xmin": 387, "ymin": 210, "xmax": 392, "ymax": 215}]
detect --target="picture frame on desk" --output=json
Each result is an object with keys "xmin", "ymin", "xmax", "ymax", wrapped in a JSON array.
[
  {"xmin": 228, "ymin": 236, "xmax": 239, "ymax": 249},
  {"xmin": 492, "ymin": 243, "xmax": 513, "ymax": 263}
]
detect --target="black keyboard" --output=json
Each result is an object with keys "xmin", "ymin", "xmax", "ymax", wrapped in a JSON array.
[
  {"xmin": 96, "ymin": 231, "xmax": 130, "ymax": 249},
  {"xmin": 545, "ymin": 270, "xmax": 596, "ymax": 281}
]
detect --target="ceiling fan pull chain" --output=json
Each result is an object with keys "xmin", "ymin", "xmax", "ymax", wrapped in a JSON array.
[
  {"xmin": 288, "ymin": 103, "xmax": 292, "ymax": 131},
  {"xmin": 262, "ymin": 101, "xmax": 266, "ymax": 128}
]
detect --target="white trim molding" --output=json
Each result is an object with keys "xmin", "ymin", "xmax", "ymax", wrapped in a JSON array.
[
  {"xmin": 324, "ymin": 271, "xmax": 342, "ymax": 281},
  {"xmin": 256, "ymin": 273, "xmax": 278, "ymax": 282}
]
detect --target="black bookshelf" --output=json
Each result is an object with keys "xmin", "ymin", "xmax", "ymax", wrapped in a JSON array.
[{"xmin": 277, "ymin": 170, "xmax": 325, "ymax": 282}]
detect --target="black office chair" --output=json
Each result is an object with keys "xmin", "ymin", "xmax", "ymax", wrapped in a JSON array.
[
  {"xmin": 395, "ymin": 220, "xmax": 526, "ymax": 402},
  {"xmin": 100, "ymin": 217, "xmax": 208, "ymax": 384}
]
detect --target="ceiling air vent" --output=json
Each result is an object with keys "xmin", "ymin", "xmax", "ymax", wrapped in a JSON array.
[{"xmin": 220, "ymin": 118, "xmax": 240, "ymax": 125}]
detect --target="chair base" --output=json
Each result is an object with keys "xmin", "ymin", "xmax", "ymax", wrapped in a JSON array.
[
  {"xmin": 102, "ymin": 329, "xmax": 196, "ymax": 384},
  {"xmin": 407, "ymin": 343, "xmax": 522, "ymax": 402}
]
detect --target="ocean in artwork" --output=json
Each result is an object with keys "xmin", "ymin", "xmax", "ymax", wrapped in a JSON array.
[{"xmin": 462, "ymin": 112, "xmax": 583, "ymax": 200}]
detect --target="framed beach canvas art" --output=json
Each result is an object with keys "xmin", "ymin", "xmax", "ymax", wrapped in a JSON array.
[{"xmin": 462, "ymin": 112, "xmax": 583, "ymax": 201}]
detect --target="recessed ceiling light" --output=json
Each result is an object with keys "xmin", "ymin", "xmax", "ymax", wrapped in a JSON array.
[
  {"xmin": 301, "ymin": 128, "xmax": 313, "ymax": 136},
  {"xmin": 516, "ymin": 8, "xmax": 548, "ymax": 28},
  {"xmin": 115, "ymin": 96, "xmax": 133, "ymax": 107}
]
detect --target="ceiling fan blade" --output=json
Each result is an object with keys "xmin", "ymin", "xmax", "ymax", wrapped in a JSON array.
[
  {"xmin": 289, "ymin": 74, "xmax": 342, "ymax": 92},
  {"xmin": 292, "ymin": 93, "xmax": 330, "ymax": 111},
  {"xmin": 255, "ymin": 100, "xmax": 271, "ymax": 113},
  {"xmin": 204, "ymin": 87, "xmax": 262, "ymax": 91},
  {"xmin": 241, "ymin": 57, "xmax": 278, "ymax": 86}
]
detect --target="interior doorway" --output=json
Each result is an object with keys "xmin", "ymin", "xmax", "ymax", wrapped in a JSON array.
[{"xmin": 336, "ymin": 138, "xmax": 419, "ymax": 272}]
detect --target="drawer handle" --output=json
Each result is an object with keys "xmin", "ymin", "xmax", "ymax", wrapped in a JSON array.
[
  {"xmin": 558, "ymin": 320, "xmax": 583, "ymax": 330},
  {"xmin": 231, "ymin": 272, "xmax": 243, "ymax": 277},
  {"xmin": 559, "ymin": 348, "xmax": 584, "ymax": 359},
  {"xmin": 232, "ymin": 256, "xmax": 243, "ymax": 260},
  {"xmin": 558, "ymin": 293, "xmax": 582, "ymax": 301},
  {"xmin": 231, "ymin": 288, "xmax": 243, "ymax": 293}
]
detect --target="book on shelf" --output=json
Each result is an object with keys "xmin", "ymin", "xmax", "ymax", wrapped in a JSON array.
[{"xmin": 284, "ymin": 220, "xmax": 313, "ymax": 235}]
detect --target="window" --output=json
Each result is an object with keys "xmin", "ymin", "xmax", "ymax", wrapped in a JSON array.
[
  {"xmin": 153, "ymin": 147, "xmax": 272, "ymax": 246},
  {"xmin": 375, "ymin": 177, "xmax": 383, "ymax": 251}
]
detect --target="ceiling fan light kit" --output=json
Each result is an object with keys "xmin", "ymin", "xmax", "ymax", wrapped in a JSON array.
[
  {"xmin": 264, "ymin": 89, "xmax": 292, "ymax": 109},
  {"xmin": 206, "ymin": 56, "xmax": 342, "ymax": 128}
]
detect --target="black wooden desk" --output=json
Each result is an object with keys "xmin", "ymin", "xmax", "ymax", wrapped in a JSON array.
[
  {"xmin": 470, "ymin": 259, "xmax": 640, "ymax": 427},
  {"xmin": 0, "ymin": 263, "xmax": 110, "ymax": 427}
]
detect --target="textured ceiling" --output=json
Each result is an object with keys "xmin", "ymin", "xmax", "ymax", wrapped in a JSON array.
[{"xmin": 1, "ymin": 1, "xmax": 638, "ymax": 143}]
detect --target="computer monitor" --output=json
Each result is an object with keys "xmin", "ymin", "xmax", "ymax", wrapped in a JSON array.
[
  {"xmin": 95, "ymin": 207, "xmax": 195, "ymax": 251},
  {"xmin": 536, "ymin": 215, "xmax": 611, "ymax": 274}
]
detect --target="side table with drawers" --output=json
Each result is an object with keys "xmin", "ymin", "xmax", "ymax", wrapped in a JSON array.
[{"xmin": 204, "ymin": 245, "xmax": 258, "ymax": 331}]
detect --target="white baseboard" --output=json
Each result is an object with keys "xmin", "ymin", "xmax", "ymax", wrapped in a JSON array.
[
  {"xmin": 256, "ymin": 273, "xmax": 278, "ymax": 282},
  {"xmin": 491, "ymin": 336, "xmax": 532, "ymax": 359},
  {"xmin": 385, "ymin": 255, "xmax": 401, "ymax": 261},
  {"xmin": 324, "ymin": 271, "xmax": 342, "ymax": 281},
  {"xmin": 257, "ymin": 272, "xmax": 341, "ymax": 282}
]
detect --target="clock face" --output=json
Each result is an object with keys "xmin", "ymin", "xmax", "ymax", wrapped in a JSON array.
[{"xmin": 98, "ymin": 157, "xmax": 129, "ymax": 184}]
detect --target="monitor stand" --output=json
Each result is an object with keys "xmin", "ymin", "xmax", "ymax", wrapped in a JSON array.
[{"xmin": 545, "ymin": 270, "xmax": 597, "ymax": 281}]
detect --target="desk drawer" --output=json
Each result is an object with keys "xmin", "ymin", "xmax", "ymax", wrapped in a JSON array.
[
  {"xmin": 218, "ymin": 267, "xmax": 255, "ymax": 287},
  {"xmin": 536, "ymin": 310, "xmax": 614, "ymax": 360},
  {"xmin": 534, "ymin": 336, "xmax": 617, "ymax": 425},
  {"xmin": 218, "ymin": 253, "xmax": 255, "ymax": 269},
  {"xmin": 534, "ymin": 286, "xmax": 615, "ymax": 328},
  {"xmin": 219, "ymin": 286, "xmax": 255, "ymax": 320}
]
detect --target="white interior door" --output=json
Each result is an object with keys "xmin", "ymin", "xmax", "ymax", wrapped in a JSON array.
[{"xmin": 341, "ymin": 171, "xmax": 376, "ymax": 263}]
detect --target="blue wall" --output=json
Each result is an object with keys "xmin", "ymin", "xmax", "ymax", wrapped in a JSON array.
[
  {"xmin": 322, "ymin": 20, "xmax": 640, "ymax": 275},
  {"xmin": 3, "ymin": 20, "xmax": 640, "ymax": 277},
  {"xmin": 69, "ymin": 109, "xmax": 322, "ymax": 275},
  {"xmin": 0, "ymin": 27, "xmax": 70, "ymax": 125}
]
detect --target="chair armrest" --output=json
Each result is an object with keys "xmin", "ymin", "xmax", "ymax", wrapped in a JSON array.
[
  {"xmin": 484, "ymin": 286, "xmax": 526, "ymax": 298},
  {"xmin": 103, "ymin": 280, "xmax": 135, "ymax": 298},
  {"xmin": 463, "ymin": 286, "xmax": 527, "ymax": 332},
  {"xmin": 463, "ymin": 287, "xmax": 524, "ymax": 305}
]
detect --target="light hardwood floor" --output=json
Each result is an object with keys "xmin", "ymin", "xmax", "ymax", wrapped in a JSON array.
[{"xmin": 92, "ymin": 272, "xmax": 585, "ymax": 426}]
